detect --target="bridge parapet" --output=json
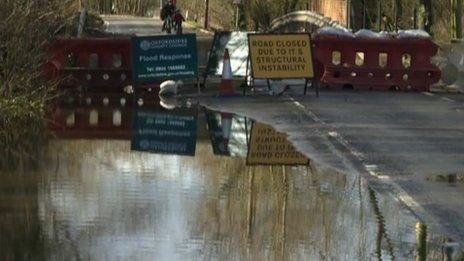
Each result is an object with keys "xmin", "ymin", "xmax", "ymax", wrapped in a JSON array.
[{"xmin": 269, "ymin": 11, "xmax": 348, "ymax": 33}]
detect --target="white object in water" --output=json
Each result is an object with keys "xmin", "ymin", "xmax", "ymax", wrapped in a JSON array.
[
  {"xmin": 268, "ymin": 80, "xmax": 289, "ymax": 96},
  {"xmin": 159, "ymin": 80, "xmax": 183, "ymax": 96},
  {"xmin": 159, "ymin": 95, "xmax": 179, "ymax": 110},
  {"xmin": 123, "ymin": 85, "xmax": 134, "ymax": 94}
]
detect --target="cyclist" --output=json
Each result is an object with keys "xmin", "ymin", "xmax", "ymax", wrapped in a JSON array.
[{"xmin": 160, "ymin": 0, "xmax": 176, "ymax": 33}]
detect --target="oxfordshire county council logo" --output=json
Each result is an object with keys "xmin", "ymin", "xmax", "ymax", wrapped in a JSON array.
[
  {"xmin": 140, "ymin": 40, "xmax": 151, "ymax": 51},
  {"xmin": 140, "ymin": 140, "xmax": 150, "ymax": 150}
]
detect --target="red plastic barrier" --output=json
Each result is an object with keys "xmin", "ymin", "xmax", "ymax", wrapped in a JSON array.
[
  {"xmin": 312, "ymin": 33, "xmax": 441, "ymax": 91},
  {"xmin": 44, "ymin": 37, "xmax": 133, "ymax": 91}
]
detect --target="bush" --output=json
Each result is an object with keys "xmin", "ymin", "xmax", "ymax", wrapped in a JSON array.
[
  {"xmin": 0, "ymin": 0, "xmax": 79, "ymax": 95},
  {"xmin": 0, "ymin": 0, "xmax": 80, "ymax": 170}
]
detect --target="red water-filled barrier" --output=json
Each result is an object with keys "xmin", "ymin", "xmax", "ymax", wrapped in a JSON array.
[
  {"xmin": 312, "ymin": 31, "xmax": 441, "ymax": 91},
  {"xmin": 44, "ymin": 32, "xmax": 441, "ymax": 92},
  {"xmin": 43, "ymin": 37, "xmax": 133, "ymax": 91}
]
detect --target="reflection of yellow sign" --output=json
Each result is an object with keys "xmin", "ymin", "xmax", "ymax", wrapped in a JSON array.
[
  {"xmin": 248, "ymin": 34, "xmax": 314, "ymax": 79},
  {"xmin": 247, "ymin": 122, "xmax": 308, "ymax": 165}
]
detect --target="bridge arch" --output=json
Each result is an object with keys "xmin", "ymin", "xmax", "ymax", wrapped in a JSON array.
[{"xmin": 269, "ymin": 11, "xmax": 348, "ymax": 34}]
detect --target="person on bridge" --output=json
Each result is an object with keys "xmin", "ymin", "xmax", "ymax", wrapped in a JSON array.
[{"xmin": 160, "ymin": 0, "xmax": 176, "ymax": 32}]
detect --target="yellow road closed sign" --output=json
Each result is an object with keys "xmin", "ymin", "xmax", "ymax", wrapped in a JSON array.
[
  {"xmin": 247, "ymin": 122, "xmax": 309, "ymax": 165},
  {"xmin": 248, "ymin": 34, "xmax": 314, "ymax": 79}
]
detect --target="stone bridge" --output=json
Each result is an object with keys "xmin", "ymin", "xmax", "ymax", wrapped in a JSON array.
[{"xmin": 269, "ymin": 10, "xmax": 348, "ymax": 33}]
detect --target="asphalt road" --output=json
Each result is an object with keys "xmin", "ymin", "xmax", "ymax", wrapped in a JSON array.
[
  {"xmin": 199, "ymin": 89, "xmax": 464, "ymax": 243},
  {"xmin": 102, "ymin": 15, "xmax": 205, "ymax": 36}
]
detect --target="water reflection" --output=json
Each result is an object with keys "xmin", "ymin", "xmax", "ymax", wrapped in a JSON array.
[
  {"xmin": 0, "ymin": 93, "xmax": 448, "ymax": 259},
  {"xmin": 205, "ymin": 110, "xmax": 250, "ymax": 157},
  {"xmin": 0, "ymin": 113, "xmax": 47, "ymax": 170},
  {"xmin": 33, "ymin": 142, "xmax": 441, "ymax": 260},
  {"xmin": 247, "ymin": 122, "xmax": 308, "ymax": 166},
  {"xmin": 131, "ymin": 106, "xmax": 198, "ymax": 155},
  {"xmin": 0, "ymin": 172, "xmax": 46, "ymax": 260}
]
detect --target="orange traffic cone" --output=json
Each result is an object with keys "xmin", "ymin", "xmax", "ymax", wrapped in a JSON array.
[{"xmin": 218, "ymin": 49, "xmax": 235, "ymax": 96}]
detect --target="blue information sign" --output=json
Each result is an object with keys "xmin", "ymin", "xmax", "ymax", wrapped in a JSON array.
[
  {"xmin": 131, "ymin": 34, "xmax": 198, "ymax": 83},
  {"xmin": 131, "ymin": 108, "xmax": 198, "ymax": 156}
]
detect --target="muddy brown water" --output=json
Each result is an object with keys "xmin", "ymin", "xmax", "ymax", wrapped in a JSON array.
[{"xmin": 0, "ymin": 100, "xmax": 449, "ymax": 260}]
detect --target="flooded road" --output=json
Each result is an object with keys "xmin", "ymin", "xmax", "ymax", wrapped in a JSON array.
[{"xmin": 0, "ymin": 96, "xmax": 451, "ymax": 260}]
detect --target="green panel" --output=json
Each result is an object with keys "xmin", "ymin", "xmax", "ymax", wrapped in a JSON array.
[{"xmin": 131, "ymin": 34, "xmax": 198, "ymax": 83}]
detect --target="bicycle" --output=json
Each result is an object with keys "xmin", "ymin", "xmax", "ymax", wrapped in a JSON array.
[{"xmin": 162, "ymin": 15, "xmax": 173, "ymax": 34}]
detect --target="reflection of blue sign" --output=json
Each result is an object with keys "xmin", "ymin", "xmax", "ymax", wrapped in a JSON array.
[
  {"xmin": 131, "ymin": 34, "xmax": 198, "ymax": 83},
  {"xmin": 131, "ymin": 108, "xmax": 198, "ymax": 156}
]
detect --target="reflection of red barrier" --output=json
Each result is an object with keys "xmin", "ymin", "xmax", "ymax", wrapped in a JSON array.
[
  {"xmin": 312, "ymin": 33, "xmax": 441, "ymax": 91},
  {"xmin": 44, "ymin": 38, "xmax": 133, "ymax": 91},
  {"xmin": 48, "ymin": 93, "xmax": 161, "ymax": 139}
]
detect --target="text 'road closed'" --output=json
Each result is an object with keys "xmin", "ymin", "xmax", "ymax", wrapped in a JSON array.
[{"xmin": 248, "ymin": 34, "xmax": 314, "ymax": 79}]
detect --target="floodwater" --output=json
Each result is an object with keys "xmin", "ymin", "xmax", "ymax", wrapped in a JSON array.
[{"xmin": 0, "ymin": 94, "xmax": 449, "ymax": 260}]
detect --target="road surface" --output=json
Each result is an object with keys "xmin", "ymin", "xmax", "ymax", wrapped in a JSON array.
[{"xmin": 102, "ymin": 15, "xmax": 209, "ymax": 36}]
